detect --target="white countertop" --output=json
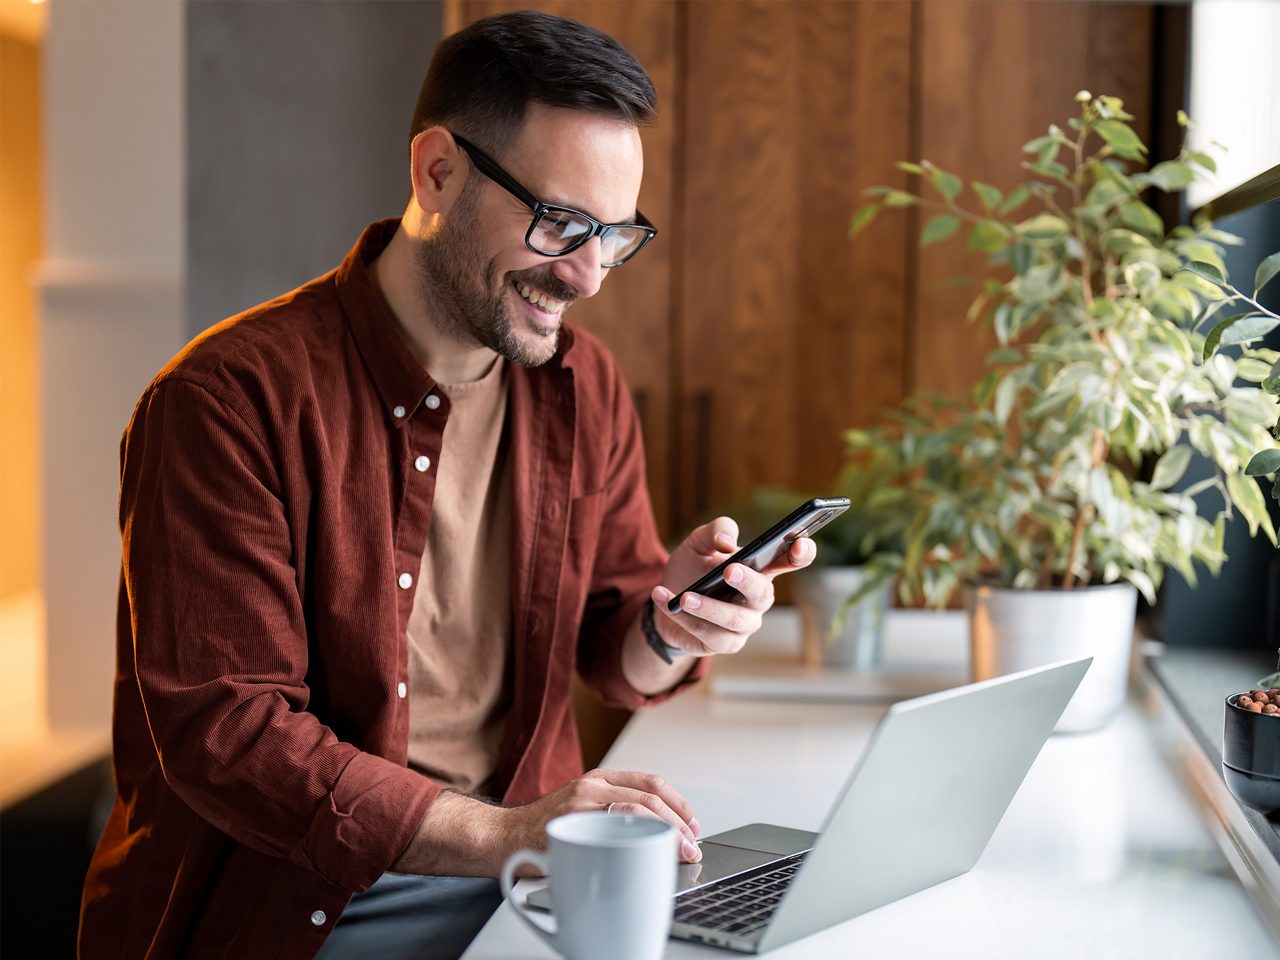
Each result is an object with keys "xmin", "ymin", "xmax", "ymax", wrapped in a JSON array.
[{"xmin": 464, "ymin": 609, "xmax": 1280, "ymax": 958}]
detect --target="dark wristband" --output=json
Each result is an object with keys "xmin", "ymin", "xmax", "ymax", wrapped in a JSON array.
[{"xmin": 642, "ymin": 599, "xmax": 684, "ymax": 665}]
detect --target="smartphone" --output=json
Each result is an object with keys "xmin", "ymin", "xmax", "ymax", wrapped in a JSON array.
[{"xmin": 667, "ymin": 497, "xmax": 851, "ymax": 614}]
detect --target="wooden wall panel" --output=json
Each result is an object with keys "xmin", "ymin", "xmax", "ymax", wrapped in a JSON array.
[
  {"xmin": 446, "ymin": 0, "xmax": 678, "ymax": 537},
  {"xmin": 445, "ymin": 0, "xmax": 1158, "ymax": 538},
  {"xmin": 912, "ymin": 1, "xmax": 1154, "ymax": 399},
  {"xmin": 678, "ymin": 0, "xmax": 913, "ymax": 530}
]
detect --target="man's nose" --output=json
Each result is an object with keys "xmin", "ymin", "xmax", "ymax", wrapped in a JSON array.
[{"xmin": 551, "ymin": 237, "xmax": 608, "ymax": 300}]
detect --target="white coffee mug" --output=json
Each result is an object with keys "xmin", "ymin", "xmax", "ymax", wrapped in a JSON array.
[{"xmin": 500, "ymin": 811, "xmax": 678, "ymax": 960}]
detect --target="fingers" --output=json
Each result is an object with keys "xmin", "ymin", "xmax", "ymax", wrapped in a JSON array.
[
  {"xmin": 759, "ymin": 536, "xmax": 817, "ymax": 576},
  {"xmin": 651, "ymin": 584, "xmax": 760, "ymax": 656},
  {"xmin": 688, "ymin": 516, "xmax": 739, "ymax": 557},
  {"xmin": 587, "ymin": 769, "xmax": 702, "ymax": 862}
]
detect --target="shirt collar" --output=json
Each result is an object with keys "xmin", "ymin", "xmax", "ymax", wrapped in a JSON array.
[{"xmin": 336, "ymin": 219, "xmax": 578, "ymax": 425}]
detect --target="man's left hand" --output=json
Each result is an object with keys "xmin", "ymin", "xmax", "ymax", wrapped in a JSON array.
[{"xmin": 650, "ymin": 517, "xmax": 816, "ymax": 657}]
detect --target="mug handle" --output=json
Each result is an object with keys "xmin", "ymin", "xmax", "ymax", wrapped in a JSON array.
[{"xmin": 499, "ymin": 849, "xmax": 558, "ymax": 951}]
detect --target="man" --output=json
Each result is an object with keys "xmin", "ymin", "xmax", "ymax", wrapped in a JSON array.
[{"xmin": 79, "ymin": 12, "xmax": 815, "ymax": 960}]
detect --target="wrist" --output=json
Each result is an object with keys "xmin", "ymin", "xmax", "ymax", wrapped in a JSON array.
[
  {"xmin": 642, "ymin": 598, "xmax": 685, "ymax": 665},
  {"xmin": 396, "ymin": 790, "xmax": 505, "ymax": 877}
]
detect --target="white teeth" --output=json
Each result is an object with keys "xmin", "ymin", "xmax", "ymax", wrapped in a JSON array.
[{"xmin": 516, "ymin": 282, "xmax": 564, "ymax": 314}]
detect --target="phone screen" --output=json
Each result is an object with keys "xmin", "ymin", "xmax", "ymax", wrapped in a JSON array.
[{"xmin": 667, "ymin": 498, "xmax": 850, "ymax": 613}]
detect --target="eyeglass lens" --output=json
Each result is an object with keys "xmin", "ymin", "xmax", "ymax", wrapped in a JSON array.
[{"xmin": 530, "ymin": 209, "xmax": 649, "ymax": 266}]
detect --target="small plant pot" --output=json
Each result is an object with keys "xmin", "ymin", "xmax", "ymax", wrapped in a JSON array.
[
  {"xmin": 791, "ymin": 565, "xmax": 891, "ymax": 670},
  {"xmin": 1222, "ymin": 694, "xmax": 1280, "ymax": 816},
  {"xmin": 968, "ymin": 582, "xmax": 1137, "ymax": 733}
]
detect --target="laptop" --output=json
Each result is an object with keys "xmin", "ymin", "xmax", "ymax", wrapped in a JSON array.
[{"xmin": 527, "ymin": 657, "xmax": 1090, "ymax": 953}]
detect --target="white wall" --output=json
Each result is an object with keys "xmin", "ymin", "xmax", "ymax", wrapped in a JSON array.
[
  {"xmin": 39, "ymin": 0, "xmax": 186, "ymax": 729},
  {"xmin": 1187, "ymin": 0, "xmax": 1280, "ymax": 209}
]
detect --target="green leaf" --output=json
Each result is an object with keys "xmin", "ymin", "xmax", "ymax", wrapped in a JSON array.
[
  {"xmin": 896, "ymin": 161, "xmax": 925, "ymax": 175},
  {"xmin": 1010, "ymin": 242, "xmax": 1034, "ymax": 276},
  {"xmin": 849, "ymin": 203, "xmax": 880, "ymax": 237},
  {"xmin": 1198, "ymin": 313, "xmax": 1259, "ymax": 363},
  {"xmin": 994, "ymin": 374, "xmax": 1017, "ymax": 425},
  {"xmin": 1124, "ymin": 570, "xmax": 1158, "ymax": 606},
  {"xmin": 1085, "ymin": 179, "xmax": 1130, "ymax": 208},
  {"xmin": 883, "ymin": 189, "xmax": 918, "ymax": 208},
  {"xmin": 931, "ymin": 169, "xmax": 963, "ymax": 201},
  {"xmin": 1017, "ymin": 214, "xmax": 1070, "ymax": 241},
  {"xmin": 1227, "ymin": 471, "xmax": 1277, "ymax": 543},
  {"xmin": 1187, "ymin": 151, "xmax": 1217, "ymax": 173},
  {"xmin": 992, "ymin": 303, "xmax": 1012, "ymax": 344},
  {"xmin": 1264, "ymin": 359, "xmax": 1280, "ymax": 394},
  {"xmin": 1185, "ymin": 260, "xmax": 1226, "ymax": 286},
  {"xmin": 967, "ymin": 220, "xmax": 1007, "ymax": 253},
  {"xmin": 1255, "ymin": 251, "xmax": 1280, "ymax": 296},
  {"xmin": 1219, "ymin": 314, "xmax": 1279, "ymax": 349},
  {"xmin": 1144, "ymin": 161, "xmax": 1195, "ymax": 191},
  {"xmin": 1246, "ymin": 449, "xmax": 1280, "ymax": 476},
  {"xmin": 1095, "ymin": 119, "xmax": 1147, "ymax": 159},
  {"xmin": 998, "ymin": 185, "xmax": 1032, "ymax": 216},
  {"xmin": 971, "ymin": 181, "xmax": 1002, "ymax": 211},
  {"xmin": 1117, "ymin": 202, "xmax": 1163, "ymax": 239},
  {"xmin": 1237, "ymin": 358, "xmax": 1273, "ymax": 382},
  {"xmin": 921, "ymin": 214, "xmax": 961, "ymax": 246},
  {"xmin": 971, "ymin": 524, "xmax": 999, "ymax": 560},
  {"xmin": 1150, "ymin": 446, "xmax": 1193, "ymax": 490}
]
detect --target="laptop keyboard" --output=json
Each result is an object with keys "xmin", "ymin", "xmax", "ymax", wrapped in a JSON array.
[{"xmin": 673, "ymin": 850, "xmax": 809, "ymax": 939}]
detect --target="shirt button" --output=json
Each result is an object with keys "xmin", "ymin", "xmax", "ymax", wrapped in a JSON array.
[
  {"xmin": 398, "ymin": 572, "xmax": 413, "ymax": 589},
  {"xmin": 397, "ymin": 681, "xmax": 407, "ymax": 699},
  {"xmin": 414, "ymin": 455, "xmax": 431, "ymax": 472},
  {"xmin": 424, "ymin": 394, "xmax": 441, "ymax": 410},
  {"xmin": 392, "ymin": 404, "xmax": 406, "ymax": 418},
  {"xmin": 310, "ymin": 910, "xmax": 327, "ymax": 927}
]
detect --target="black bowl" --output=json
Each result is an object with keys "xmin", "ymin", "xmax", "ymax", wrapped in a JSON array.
[{"xmin": 1222, "ymin": 694, "xmax": 1280, "ymax": 815}]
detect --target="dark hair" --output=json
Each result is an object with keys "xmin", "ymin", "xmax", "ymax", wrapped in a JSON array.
[{"xmin": 409, "ymin": 10, "xmax": 656, "ymax": 157}]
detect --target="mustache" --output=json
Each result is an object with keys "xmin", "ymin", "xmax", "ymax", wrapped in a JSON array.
[{"xmin": 510, "ymin": 267, "xmax": 578, "ymax": 303}]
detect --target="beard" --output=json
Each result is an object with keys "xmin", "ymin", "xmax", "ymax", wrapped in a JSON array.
[{"xmin": 412, "ymin": 184, "xmax": 576, "ymax": 368}]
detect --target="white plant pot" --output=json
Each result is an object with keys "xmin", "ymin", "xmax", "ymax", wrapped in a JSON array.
[
  {"xmin": 968, "ymin": 581, "xmax": 1137, "ymax": 733},
  {"xmin": 791, "ymin": 565, "xmax": 892, "ymax": 670}
]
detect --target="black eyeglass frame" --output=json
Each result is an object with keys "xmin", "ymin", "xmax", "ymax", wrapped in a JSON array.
[{"xmin": 450, "ymin": 131, "xmax": 657, "ymax": 268}]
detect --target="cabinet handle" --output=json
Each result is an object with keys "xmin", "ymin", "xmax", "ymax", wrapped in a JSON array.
[{"xmin": 694, "ymin": 391, "xmax": 712, "ymax": 516}]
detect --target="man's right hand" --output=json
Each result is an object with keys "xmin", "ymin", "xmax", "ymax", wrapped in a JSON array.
[{"xmin": 393, "ymin": 769, "xmax": 702, "ymax": 878}]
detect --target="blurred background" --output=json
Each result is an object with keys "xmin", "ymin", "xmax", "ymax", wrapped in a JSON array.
[{"xmin": 1, "ymin": 0, "xmax": 1276, "ymax": 954}]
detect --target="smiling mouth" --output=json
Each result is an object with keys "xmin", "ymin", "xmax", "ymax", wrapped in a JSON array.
[{"xmin": 512, "ymin": 279, "xmax": 570, "ymax": 334}]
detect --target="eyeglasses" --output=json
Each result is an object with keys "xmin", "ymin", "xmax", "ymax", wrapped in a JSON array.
[{"xmin": 451, "ymin": 132, "xmax": 657, "ymax": 268}]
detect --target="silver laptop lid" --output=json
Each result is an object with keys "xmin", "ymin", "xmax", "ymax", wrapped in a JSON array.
[{"xmin": 758, "ymin": 657, "xmax": 1090, "ymax": 952}]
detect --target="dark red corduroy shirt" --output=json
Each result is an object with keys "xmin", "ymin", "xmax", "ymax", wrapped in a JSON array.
[{"xmin": 79, "ymin": 220, "xmax": 705, "ymax": 959}]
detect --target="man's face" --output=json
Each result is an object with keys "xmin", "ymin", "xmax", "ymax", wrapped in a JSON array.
[{"xmin": 414, "ymin": 104, "xmax": 645, "ymax": 367}]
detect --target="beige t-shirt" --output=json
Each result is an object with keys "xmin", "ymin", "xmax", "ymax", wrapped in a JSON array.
[{"xmin": 406, "ymin": 356, "xmax": 513, "ymax": 795}]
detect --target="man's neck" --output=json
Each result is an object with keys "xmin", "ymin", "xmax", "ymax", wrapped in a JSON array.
[{"xmin": 370, "ymin": 222, "xmax": 500, "ymax": 385}]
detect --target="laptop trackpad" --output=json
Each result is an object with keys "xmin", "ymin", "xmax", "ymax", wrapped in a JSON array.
[
  {"xmin": 678, "ymin": 825, "xmax": 818, "ymax": 892},
  {"xmin": 526, "ymin": 823, "xmax": 818, "ymax": 911}
]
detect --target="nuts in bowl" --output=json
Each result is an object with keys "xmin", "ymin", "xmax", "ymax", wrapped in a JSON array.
[{"xmin": 1233, "ymin": 688, "xmax": 1280, "ymax": 716}]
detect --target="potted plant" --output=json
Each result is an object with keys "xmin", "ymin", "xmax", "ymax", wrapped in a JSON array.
[
  {"xmin": 749, "ymin": 484, "xmax": 897, "ymax": 670},
  {"xmin": 843, "ymin": 92, "xmax": 1280, "ymax": 731}
]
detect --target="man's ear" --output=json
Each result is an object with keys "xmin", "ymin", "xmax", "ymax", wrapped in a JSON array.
[{"xmin": 409, "ymin": 127, "xmax": 464, "ymax": 216}]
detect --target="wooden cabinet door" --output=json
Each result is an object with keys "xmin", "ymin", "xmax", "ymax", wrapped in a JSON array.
[
  {"xmin": 676, "ymin": 1, "xmax": 913, "ymax": 531},
  {"xmin": 911, "ymin": 0, "xmax": 1155, "ymax": 400}
]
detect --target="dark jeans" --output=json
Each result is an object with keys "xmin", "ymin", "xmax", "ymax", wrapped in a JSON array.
[{"xmin": 315, "ymin": 873, "xmax": 502, "ymax": 960}]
